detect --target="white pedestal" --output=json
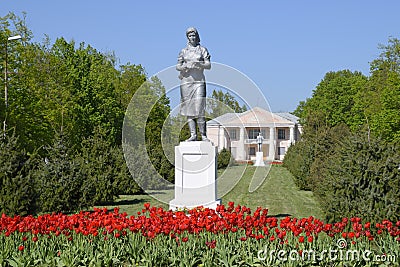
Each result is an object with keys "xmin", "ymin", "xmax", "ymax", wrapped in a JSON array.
[
  {"xmin": 169, "ymin": 141, "xmax": 221, "ymax": 210},
  {"xmin": 254, "ymin": 152, "xmax": 265, "ymax": 166}
]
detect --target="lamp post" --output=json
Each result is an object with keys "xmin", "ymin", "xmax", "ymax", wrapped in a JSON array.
[{"xmin": 3, "ymin": 34, "xmax": 22, "ymax": 135}]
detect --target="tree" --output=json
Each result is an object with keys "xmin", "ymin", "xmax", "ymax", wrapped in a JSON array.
[
  {"xmin": 78, "ymin": 127, "xmax": 123, "ymax": 206},
  {"xmin": 0, "ymin": 132, "xmax": 37, "ymax": 216},
  {"xmin": 315, "ymin": 133, "xmax": 400, "ymax": 222},
  {"xmin": 361, "ymin": 38, "xmax": 400, "ymax": 143},
  {"xmin": 208, "ymin": 89, "xmax": 247, "ymax": 118},
  {"xmin": 294, "ymin": 70, "xmax": 368, "ymax": 132},
  {"xmin": 286, "ymin": 37, "xmax": 400, "ymax": 222},
  {"xmin": 145, "ymin": 76, "xmax": 174, "ymax": 182},
  {"xmin": 0, "ymin": 12, "xmax": 176, "ymax": 215},
  {"xmin": 34, "ymin": 132, "xmax": 84, "ymax": 213},
  {"xmin": 4, "ymin": 26, "xmax": 148, "ymax": 153}
]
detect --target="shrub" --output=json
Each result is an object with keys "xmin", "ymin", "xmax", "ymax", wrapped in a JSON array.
[
  {"xmin": 78, "ymin": 128, "xmax": 122, "ymax": 206},
  {"xmin": 283, "ymin": 139, "xmax": 315, "ymax": 190},
  {"xmin": 284, "ymin": 124, "xmax": 350, "ymax": 191},
  {"xmin": 217, "ymin": 148, "xmax": 232, "ymax": 169},
  {"xmin": 34, "ymin": 133, "xmax": 85, "ymax": 213},
  {"xmin": 315, "ymin": 133, "xmax": 400, "ymax": 222}
]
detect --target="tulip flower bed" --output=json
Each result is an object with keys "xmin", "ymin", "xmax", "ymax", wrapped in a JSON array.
[{"xmin": 0, "ymin": 203, "xmax": 399, "ymax": 266}]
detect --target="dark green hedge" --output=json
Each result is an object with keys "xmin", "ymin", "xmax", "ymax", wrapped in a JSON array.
[
  {"xmin": 284, "ymin": 127, "xmax": 400, "ymax": 222},
  {"xmin": 217, "ymin": 148, "xmax": 232, "ymax": 169},
  {"xmin": 0, "ymin": 130, "xmax": 142, "ymax": 216}
]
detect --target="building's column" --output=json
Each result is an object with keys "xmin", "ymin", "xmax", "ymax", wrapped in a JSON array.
[
  {"xmin": 239, "ymin": 127, "xmax": 245, "ymax": 160},
  {"xmin": 289, "ymin": 126, "xmax": 295, "ymax": 144},
  {"xmin": 218, "ymin": 127, "xmax": 225, "ymax": 152},
  {"xmin": 268, "ymin": 127, "xmax": 275, "ymax": 160},
  {"xmin": 239, "ymin": 127, "xmax": 245, "ymax": 141}
]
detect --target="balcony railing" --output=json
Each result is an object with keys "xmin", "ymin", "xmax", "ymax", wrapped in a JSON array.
[{"xmin": 244, "ymin": 139, "xmax": 267, "ymax": 144}]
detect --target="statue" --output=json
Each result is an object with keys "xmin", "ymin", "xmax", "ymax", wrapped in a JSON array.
[
  {"xmin": 256, "ymin": 132, "xmax": 264, "ymax": 152},
  {"xmin": 176, "ymin": 27, "xmax": 211, "ymax": 141}
]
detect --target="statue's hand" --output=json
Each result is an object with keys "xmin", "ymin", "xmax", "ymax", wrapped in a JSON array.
[
  {"xmin": 186, "ymin": 62, "xmax": 196, "ymax": 69},
  {"xmin": 191, "ymin": 61, "xmax": 203, "ymax": 70}
]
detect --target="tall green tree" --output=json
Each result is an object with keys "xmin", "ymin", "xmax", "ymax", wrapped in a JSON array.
[
  {"xmin": 286, "ymin": 37, "xmax": 400, "ymax": 222},
  {"xmin": 0, "ymin": 12, "xmax": 176, "ymax": 214},
  {"xmin": 361, "ymin": 38, "xmax": 400, "ymax": 143},
  {"xmin": 145, "ymin": 76, "xmax": 174, "ymax": 182},
  {"xmin": 294, "ymin": 70, "xmax": 368, "ymax": 131},
  {"xmin": 34, "ymin": 132, "xmax": 84, "ymax": 213},
  {"xmin": 316, "ymin": 133, "xmax": 400, "ymax": 222},
  {"xmin": 0, "ymin": 132, "xmax": 37, "ymax": 216},
  {"xmin": 208, "ymin": 89, "xmax": 247, "ymax": 118},
  {"xmin": 77, "ymin": 126, "xmax": 142, "ymax": 205}
]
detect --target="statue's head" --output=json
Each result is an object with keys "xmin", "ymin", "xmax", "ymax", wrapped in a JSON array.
[{"xmin": 186, "ymin": 27, "xmax": 200, "ymax": 44}]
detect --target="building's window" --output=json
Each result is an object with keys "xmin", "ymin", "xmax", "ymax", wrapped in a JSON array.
[
  {"xmin": 278, "ymin": 147, "xmax": 286, "ymax": 155},
  {"xmin": 228, "ymin": 129, "xmax": 237, "ymax": 140},
  {"xmin": 247, "ymin": 129, "xmax": 266, "ymax": 139},
  {"xmin": 249, "ymin": 147, "xmax": 256, "ymax": 156},
  {"xmin": 261, "ymin": 129, "xmax": 266, "ymax": 139},
  {"xmin": 278, "ymin": 129, "xmax": 286, "ymax": 140}
]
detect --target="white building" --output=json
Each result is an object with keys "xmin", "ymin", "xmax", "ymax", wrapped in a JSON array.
[{"xmin": 206, "ymin": 107, "xmax": 302, "ymax": 161}]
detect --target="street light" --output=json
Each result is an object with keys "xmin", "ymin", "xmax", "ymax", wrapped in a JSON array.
[{"xmin": 3, "ymin": 34, "xmax": 22, "ymax": 135}]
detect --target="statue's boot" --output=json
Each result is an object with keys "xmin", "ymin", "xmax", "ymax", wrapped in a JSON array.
[
  {"xmin": 186, "ymin": 118, "xmax": 197, "ymax": 141},
  {"xmin": 198, "ymin": 117, "xmax": 210, "ymax": 142}
]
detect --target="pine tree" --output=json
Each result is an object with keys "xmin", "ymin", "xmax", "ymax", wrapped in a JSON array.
[{"xmin": 0, "ymin": 131, "xmax": 36, "ymax": 215}]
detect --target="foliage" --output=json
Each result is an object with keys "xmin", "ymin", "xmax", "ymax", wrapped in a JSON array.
[
  {"xmin": 315, "ymin": 133, "xmax": 400, "ymax": 223},
  {"xmin": 217, "ymin": 148, "xmax": 232, "ymax": 169},
  {"xmin": 287, "ymin": 37, "xmax": 400, "ymax": 222},
  {"xmin": 112, "ymin": 146, "xmax": 143, "ymax": 195},
  {"xmin": 144, "ymin": 77, "xmax": 174, "ymax": 183},
  {"xmin": 362, "ymin": 38, "xmax": 400, "ymax": 143},
  {"xmin": 34, "ymin": 132, "xmax": 85, "ymax": 213},
  {"xmin": 78, "ymin": 127, "xmax": 131, "ymax": 206},
  {"xmin": 124, "ymin": 144, "xmax": 169, "ymax": 191},
  {"xmin": 293, "ymin": 70, "xmax": 368, "ymax": 131},
  {"xmin": 0, "ymin": 132, "xmax": 36, "ymax": 216},
  {"xmin": 0, "ymin": 13, "xmax": 173, "ymax": 214},
  {"xmin": 208, "ymin": 89, "xmax": 247, "ymax": 118},
  {"xmin": 2, "ymin": 12, "xmax": 148, "ymax": 152},
  {"xmin": 282, "ymin": 138, "xmax": 315, "ymax": 190}
]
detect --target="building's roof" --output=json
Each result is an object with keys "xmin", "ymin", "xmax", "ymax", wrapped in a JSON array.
[
  {"xmin": 207, "ymin": 107, "xmax": 298, "ymax": 127},
  {"xmin": 207, "ymin": 112, "xmax": 238, "ymax": 125},
  {"xmin": 274, "ymin": 112, "xmax": 299, "ymax": 124}
]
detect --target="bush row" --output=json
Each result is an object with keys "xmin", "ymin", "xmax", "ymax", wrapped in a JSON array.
[
  {"xmin": 284, "ymin": 125, "xmax": 400, "ymax": 222},
  {"xmin": 0, "ymin": 129, "xmax": 142, "ymax": 216}
]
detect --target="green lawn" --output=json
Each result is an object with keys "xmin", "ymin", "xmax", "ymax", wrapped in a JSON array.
[
  {"xmin": 98, "ymin": 165, "xmax": 324, "ymax": 219},
  {"xmin": 222, "ymin": 165, "xmax": 324, "ymax": 219}
]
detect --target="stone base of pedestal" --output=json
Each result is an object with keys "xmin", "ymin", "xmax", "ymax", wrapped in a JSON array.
[
  {"xmin": 169, "ymin": 199, "xmax": 221, "ymax": 210},
  {"xmin": 169, "ymin": 141, "xmax": 220, "ymax": 210},
  {"xmin": 254, "ymin": 152, "xmax": 265, "ymax": 166}
]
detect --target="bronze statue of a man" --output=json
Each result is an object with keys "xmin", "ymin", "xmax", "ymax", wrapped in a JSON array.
[{"xmin": 176, "ymin": 27, "xmax": 211, "ymax": 141}]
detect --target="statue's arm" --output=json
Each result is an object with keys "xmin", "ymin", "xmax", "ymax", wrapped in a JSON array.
[
  {"xmin": 197, "ymin": 57, "xmax": 211, "ymax": 70},
  {"xmin": 197, "ymin": 47, "xmax": 211, "ymax": 70},
  {"xmin": 176, "ymin": 60, "xmax": 187, "ymax": 71},
  {"xmin": 176, "ymin": 50, "xmax": 187, "ymax": 71}
]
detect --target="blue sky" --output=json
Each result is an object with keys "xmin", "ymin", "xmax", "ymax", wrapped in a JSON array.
[{"xmin": 2, "ymin": 1, "xmax": 400, "ymax": 112}]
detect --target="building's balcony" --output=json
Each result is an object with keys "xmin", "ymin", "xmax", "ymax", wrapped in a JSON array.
[{"xmin": 244, "ymin": 139, "xmax": 266, "ymax": 145}]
